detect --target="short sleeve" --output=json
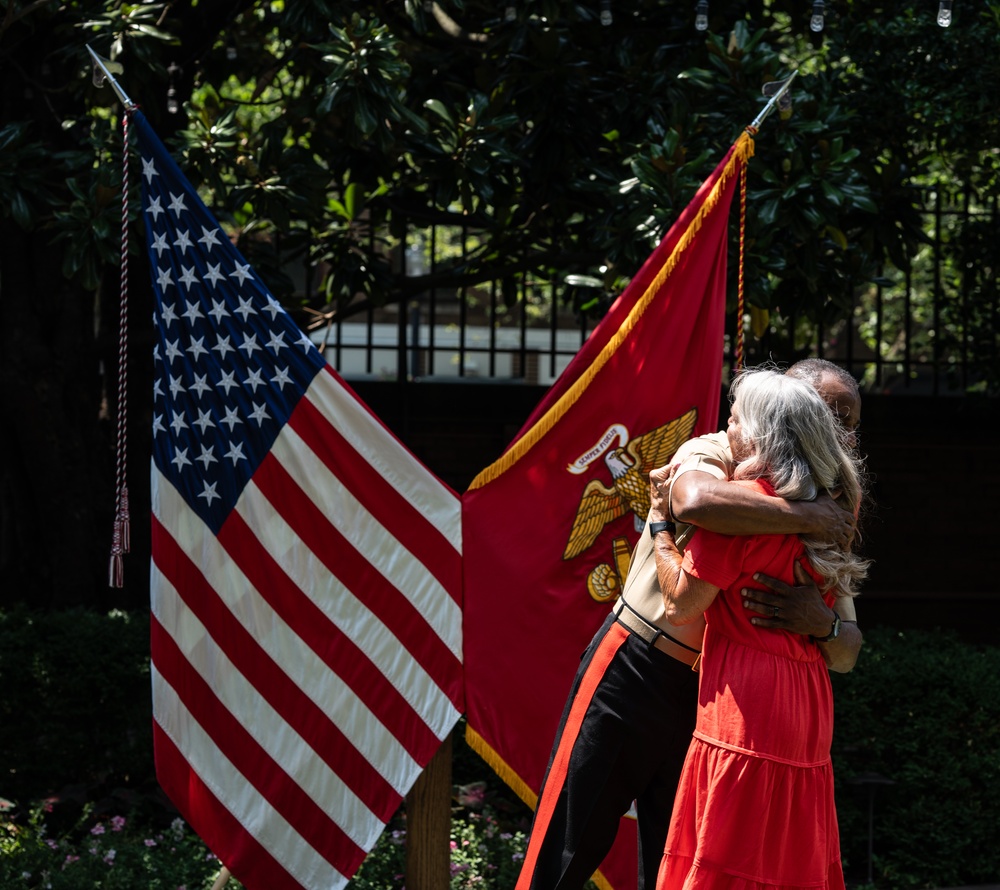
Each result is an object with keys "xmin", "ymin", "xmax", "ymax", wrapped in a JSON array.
[
  {"xmin": 670, "ymin": 432, "xmax": 732, "ymax": 485},
  {"xmin": 681, "ymin": 527, "xmax": 749, "ymax": 592}
]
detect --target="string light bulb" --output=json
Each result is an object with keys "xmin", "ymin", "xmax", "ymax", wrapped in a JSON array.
[
  {"xmin": 166, "ymin": 61, "xmax": 180, "ymax": 115},
  {"xmin": 600, "ymin": 0, "xmax": 612, "ymax": 26},
  {"xmin": 937, "ymin": 0, "xmax": 952, "ymax": 26},
  {"xmin": 810, "ymin": 0, "xmax": 825, "ymax": 32},
  {"xmin": 695, "ymin": 0, "xmax": 709, "ymax": 31}
]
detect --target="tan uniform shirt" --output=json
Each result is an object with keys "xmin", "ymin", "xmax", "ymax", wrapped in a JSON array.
[{"xmin": 614, "ymin": 432, "xmax": 733, "ymax": 654}]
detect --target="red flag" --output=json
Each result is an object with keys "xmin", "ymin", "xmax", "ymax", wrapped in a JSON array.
[
  {"xmin": 135, "ymin": 109, "xmax": 464, "ymax": 890},
  {"xmin": 461, "ymin": 134, "xmax": 753, "ymax": 890}
]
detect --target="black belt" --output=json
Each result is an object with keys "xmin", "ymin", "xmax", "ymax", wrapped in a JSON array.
[{"xmin": 613, "ymin": 597, "xmax": 701, "ymax": 671}]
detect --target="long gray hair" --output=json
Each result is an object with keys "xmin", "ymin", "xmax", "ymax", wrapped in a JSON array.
[{"xmin": 729, "ymin": 368, "xmax": 869, "ymax": 597}]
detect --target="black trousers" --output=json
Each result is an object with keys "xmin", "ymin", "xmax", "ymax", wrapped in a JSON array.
[{"xmin": 515, "ymin": 612, "xmax": 700, "ymax": 890}]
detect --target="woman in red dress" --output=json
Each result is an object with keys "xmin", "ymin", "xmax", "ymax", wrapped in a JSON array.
[{"xmin": 654, "ymin": 368, "xmax": 869, "ymax": 890}]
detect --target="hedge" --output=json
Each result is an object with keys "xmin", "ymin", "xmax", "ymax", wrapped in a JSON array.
[{"xmin": 1, "ymin": 608, "xmax": 997, "ymax": 888}]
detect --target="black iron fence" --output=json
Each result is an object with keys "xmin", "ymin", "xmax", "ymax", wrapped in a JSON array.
[{"xmin": 305, "ymin": 186, "xmax": 998, "ymax": 396}]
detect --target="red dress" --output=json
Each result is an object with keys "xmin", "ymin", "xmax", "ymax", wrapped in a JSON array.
[{"xmin": 656, "ymin": 480, "xmax": 846, "ymax": 890}]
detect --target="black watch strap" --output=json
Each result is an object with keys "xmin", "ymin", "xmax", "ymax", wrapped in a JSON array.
[
  {"xmin": 814, "ymin": 612, "xmax": 842, "ymax": 642},
  {"xmin": 648, "ymin": 519, "xmax": 677, "ymax": 539}
]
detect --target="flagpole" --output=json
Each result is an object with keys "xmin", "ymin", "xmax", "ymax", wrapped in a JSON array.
[
  {"xmin": 732, "ymin": 70, "xmax": 798, "ymax": 371},
  {"xmin": 747, "ymin": 69, "xmax": 798, "ymax": 133},
  {"xmin": 86, "ymin": 44, "xmax": 136, "ymax": 109}
]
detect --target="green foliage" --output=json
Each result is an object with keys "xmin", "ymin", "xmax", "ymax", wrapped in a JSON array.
[
  {"xmin": 347, "ymin": 805, "xmax": 529, "ymax": 890},
  {"xmin": 3, "ymin": 0, "xmax": 998, "ymax": 385},
  {"xmin": 0, "ymin": 805, "xmax": 231, "ymax": 890},
  {"xmin": 0, "ymin": 607, "xmax": 154, "ymax": 807},
  {"xmin": 1, "ymin": 609, "xmax": 998, "ymax": 888},
  {"xmin": 0, "ymin": 123, "xmax": 58, "ymax": 231},
  {"xmin": 831, "ymin": 626, "xmax": 1000, "ymax": 887}
]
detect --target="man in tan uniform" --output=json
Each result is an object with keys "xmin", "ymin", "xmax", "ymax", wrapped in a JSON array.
[{"xmin": 514, "ymin": 360, "xmax": 863, "ymax": 890}]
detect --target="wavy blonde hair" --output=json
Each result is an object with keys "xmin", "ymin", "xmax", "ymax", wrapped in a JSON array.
[{"xmin": 729, "ymin": 367, "xmax": 869, "ymax": 597}]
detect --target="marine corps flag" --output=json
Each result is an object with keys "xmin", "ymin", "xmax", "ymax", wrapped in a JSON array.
[{"xmin": 461, "ymin": 133, "xmax": 754, "ymax": 890}]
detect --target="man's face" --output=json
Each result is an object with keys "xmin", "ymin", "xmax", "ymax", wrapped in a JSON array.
[{"xmin": 816, "ymin": 372, "xmax": 861, "ymax": 450}]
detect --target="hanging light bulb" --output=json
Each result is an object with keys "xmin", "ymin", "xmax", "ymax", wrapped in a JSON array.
[
  {"xmin": 600, "ymin": 0, "xmax": 612, "ymax": 26},
  {"xmin": 166, "ymin": 61, "xmax": 180, "ymax": 115},
  {"xmin": 695, "ymin": 0, "xmax": 709, "ymax": 31},
  {"xmin": 937, "ymin": 0, "xmax": 952, "ymax": 26},
  {"xmin": 504, "ymin": 2, "xmax": 516, "ymax": 21},
  {"xmin": 810, "ymin": 0, "xmax": 825, "ymax": 32}
]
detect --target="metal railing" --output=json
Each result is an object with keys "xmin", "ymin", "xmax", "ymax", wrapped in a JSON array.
[{"xmin": 304, "ymin": 187, "xmax": 998, "ymax": 396}]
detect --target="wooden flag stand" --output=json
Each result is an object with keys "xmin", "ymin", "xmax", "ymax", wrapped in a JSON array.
[{"xmin": 405, "ymin": 732, "xmax": 453, "ymax": 890}]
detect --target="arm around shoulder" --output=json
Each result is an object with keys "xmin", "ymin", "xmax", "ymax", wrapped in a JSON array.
[{"xmin": 672, "ymin": 472, "xmax": 856, "ymax": 547}]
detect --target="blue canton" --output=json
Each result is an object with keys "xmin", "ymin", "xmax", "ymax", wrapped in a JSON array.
[{"xmin": 135, "ymin": 111, "xmax": 326, "ymax": 534}]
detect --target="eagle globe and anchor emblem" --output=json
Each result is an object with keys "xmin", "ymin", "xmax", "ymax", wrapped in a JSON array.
[{"xmin": 563, "ymin": 407, "xmax": 697, "ymax": 602}]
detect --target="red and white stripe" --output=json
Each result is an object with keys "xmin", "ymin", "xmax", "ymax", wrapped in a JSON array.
[{"xmin": 151, "ymin": 366, "xmax": 463, "ymax": 890}]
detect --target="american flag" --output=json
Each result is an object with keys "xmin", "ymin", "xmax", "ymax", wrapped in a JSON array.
[{"xmin": 135, "ymin": 108, "xmax": 464, "ymax": 890}]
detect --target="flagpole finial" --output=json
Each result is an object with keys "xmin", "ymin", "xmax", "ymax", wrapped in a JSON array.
[
  {"xmin": 86, "ymin": 44, "xmax": 136, "ymax": 110},
  {"xmin": 748, "ymin": 69, "xmax": 798, "ymax": 133}
]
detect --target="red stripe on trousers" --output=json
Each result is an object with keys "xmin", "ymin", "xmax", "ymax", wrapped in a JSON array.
[{"xmin": 514, "ymin": 622, "xmax": 631, "ymax": 890}]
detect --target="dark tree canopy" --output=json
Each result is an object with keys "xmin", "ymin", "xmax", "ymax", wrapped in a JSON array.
[{"xmin": 1, "ymin": 0, "xmax": 997, "ymax": 607}]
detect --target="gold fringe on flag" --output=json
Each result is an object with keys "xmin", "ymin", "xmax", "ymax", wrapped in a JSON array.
[
  {"xmin": 468, "ymin": 131, "xmax": 755, "ymax": 491},
  {"xmin": 464, "ymin": 723, "xmax": 539, "ymax": 811}
]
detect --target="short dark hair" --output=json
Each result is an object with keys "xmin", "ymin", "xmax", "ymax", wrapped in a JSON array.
[{"xmin": 786, "ymin": 358, "xmax": 859, "ymax": 399}]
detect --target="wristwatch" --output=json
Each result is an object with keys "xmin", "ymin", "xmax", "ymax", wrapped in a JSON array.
[
  {"xmin": 814, "ymin": 612, "xmax": 842, "ymax": 643},
  {"xmin": 648, "ymin": 519, "xmax": 677, "ymax": 538}
]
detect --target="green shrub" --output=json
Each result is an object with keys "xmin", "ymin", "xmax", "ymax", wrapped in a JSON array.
[
  {"xmin": 0, "ymin": 803, "xmax": 232, "ymax": 890},
  {"xmin": 831, "ymin": 626, "xmax": 1000, "ymax": 888},
  {"xmin": 3, "ymin": 608, "xmax": 997, "ymax": 889},
  {"xmin": 0, "ymin": 606, "xmax": 155, "ymax": 807},
  {"xmin": 346, "ymin": 804, "xmax": 529, "ymax": 890}
]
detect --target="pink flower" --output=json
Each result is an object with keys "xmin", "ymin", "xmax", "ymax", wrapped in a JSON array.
[
  {"xmin": 62, "ymin": 854, "xmax": 80, "ymax": 869},
  {"xmin": 454, "ymin": 781, "xmax": 487, "ymax": 808},
  {"xmin": 103, "ymin": 849, "xmax": 117, "ymax": 865},
  {"xmin": 111, "ymin": 815, "xmax": 127, "ymax": 832},
  {"xmin": 145, "ymin": 838, "xmax": 158, "ymax": 847},
  {"xmin": 90, "ymin": 823, "xmax": 106, "ymax": 836}
]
